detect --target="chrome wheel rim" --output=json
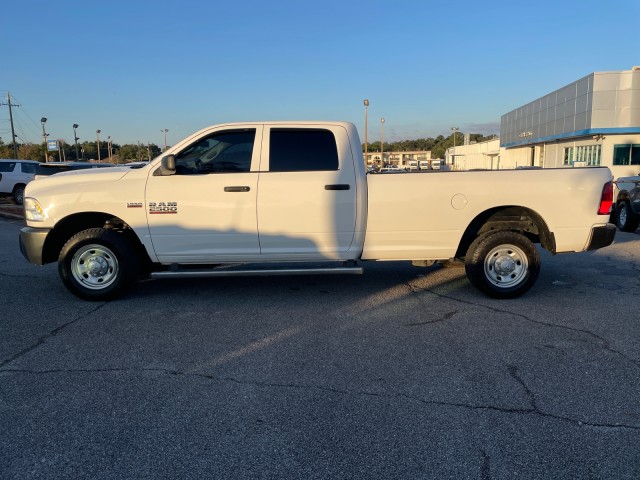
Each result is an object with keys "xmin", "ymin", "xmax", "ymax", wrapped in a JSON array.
[
  {"xmin": 484, "ymin": 243, "xmax": 528, "ymax": 288},
  {"xmin": 619, "ymin": 205, "xmax": 628, "ymax": 226},
  {"xmin": 71, "ymin": 244, "xmax": 119, "ymax": 290}
]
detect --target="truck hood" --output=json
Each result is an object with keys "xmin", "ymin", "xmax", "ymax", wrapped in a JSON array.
[{"xmin": 26, "ymin": 167, "xmax": 132, "ymax": 198}]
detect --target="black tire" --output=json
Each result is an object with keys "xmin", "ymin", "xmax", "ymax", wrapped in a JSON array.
[
  {"xmin": 615, "ymin": 201, "xmax": 640, "ymax": 232},
  {"xmin": 58, "ymin": 228, "xmax": 139, "ymax": 301},
  {"xmin": 12, "ymin": 184, "xmax": 25, "ymax": 205},
  {"xmin": 465, "ymin": 231, "xmax": 541, "ymax": 299}
]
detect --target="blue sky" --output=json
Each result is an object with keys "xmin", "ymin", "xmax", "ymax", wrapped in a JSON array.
[{"xmin": 1, "ymin": 0, "xmax": 639, "ymax": 147}]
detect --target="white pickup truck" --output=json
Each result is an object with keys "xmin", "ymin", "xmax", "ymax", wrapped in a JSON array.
[{"xmin": 19, "ymin": 121, "xmax": 616, "ymax": 300}]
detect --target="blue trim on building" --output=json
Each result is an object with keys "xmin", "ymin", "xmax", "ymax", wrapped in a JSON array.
[{"xmin": 501, "ymin": 127, "xmax": 640, "ymax": 148}]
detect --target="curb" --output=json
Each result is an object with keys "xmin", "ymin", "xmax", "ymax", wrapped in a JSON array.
[{"xmin": 0, "ymin": 207, "xmax": 24, "ymax": 220}]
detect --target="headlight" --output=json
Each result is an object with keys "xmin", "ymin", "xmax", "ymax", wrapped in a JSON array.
[{"xmin": 24, "ymin": 198, "xmax": 47, "ymax": 222}]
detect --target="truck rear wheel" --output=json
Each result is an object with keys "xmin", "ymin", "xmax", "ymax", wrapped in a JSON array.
[
  {"xmin": 616, "ymin": 201, "xmax": 639, "ymax": 232},
  {"xmin": 465, "ymin": 231, "xmax": 540, "ymax": 299},
  {"xmin": 58, "ymin": 228, "xmax": 138, "ymax": 301}
]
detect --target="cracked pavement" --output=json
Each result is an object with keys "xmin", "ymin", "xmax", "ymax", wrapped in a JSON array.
[{"xmin": 1, "ymin": 218, "xmax": 640, "ymax": 479}]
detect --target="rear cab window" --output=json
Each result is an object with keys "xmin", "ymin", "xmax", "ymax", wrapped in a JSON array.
[{"xmin": 269, "ymin": 129, "xmax": 339, "ymax": 172}]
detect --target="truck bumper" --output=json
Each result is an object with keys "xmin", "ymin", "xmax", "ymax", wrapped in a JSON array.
[
  {"xmin": 586, "ymin": 223, "xmax": 616, "ymax": 251},
  {"xmin": 19, "ymin": 226, "xmax": 51, "ymax": 265}
]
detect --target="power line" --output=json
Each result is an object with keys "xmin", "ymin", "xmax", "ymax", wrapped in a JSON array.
[{"xmin": 5, "ymin": 93, "xmax": 42, "ymax": 141}]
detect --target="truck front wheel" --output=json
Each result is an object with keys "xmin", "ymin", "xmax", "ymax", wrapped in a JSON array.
[
  {"xmin": 58, "ymin": 228, "xmax": 139, "ymax": 301},
  {"xmin": 465, "ymin": 231, "xmax": 540, "ymax": 299}
]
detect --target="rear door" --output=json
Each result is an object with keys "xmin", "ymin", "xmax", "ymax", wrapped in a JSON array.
[{"xmin": 257, "ymin": 125, "xmax": 357, "ymax": 259}]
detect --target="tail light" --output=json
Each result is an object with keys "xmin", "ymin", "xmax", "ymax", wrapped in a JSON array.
[{"xmin": 598, "ymin": 181, "xmax": 613, "ymax": 215}]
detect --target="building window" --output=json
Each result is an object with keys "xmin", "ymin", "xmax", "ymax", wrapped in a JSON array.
[
  {"xmin": 613, "ymin": 144, "xmax": 640, "ymax": 165},
  {"xmin": 563, "ymin": 147, "xmax": 574, "ymax": 165},
  {"xmin": 581, "ymin": 144, "xmax": 601, "ymax": 166}
]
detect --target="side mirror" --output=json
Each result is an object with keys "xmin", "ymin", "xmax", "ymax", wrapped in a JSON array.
[{"xmin": 153, "ymin": 154, "xmax": 176, "ymax": 176}]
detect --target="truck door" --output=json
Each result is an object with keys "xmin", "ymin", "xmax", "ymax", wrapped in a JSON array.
[
  {"xmin": 257, "ymin": 125, "xmax": 357, "ymax": 259},
  {"xmin": 145, "ymin": 126, "xmax": 262, "ymax": 263}
]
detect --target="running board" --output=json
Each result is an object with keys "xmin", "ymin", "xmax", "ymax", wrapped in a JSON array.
[{"xmin": 151, "ymin": 266, "xmax": 363, "ymax": 279}]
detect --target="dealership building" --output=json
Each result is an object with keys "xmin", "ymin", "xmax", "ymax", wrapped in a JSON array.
[{"xmin": 447, "ymin": 67, "xmax": 640, "ymax": 178}]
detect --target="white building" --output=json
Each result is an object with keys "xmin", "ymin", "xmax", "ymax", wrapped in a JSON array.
[{"xmin": 448, "ymin": 67, "xmax": 640, "ymax": 177}]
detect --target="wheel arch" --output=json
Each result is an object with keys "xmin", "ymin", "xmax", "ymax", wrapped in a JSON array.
[
  {"xmin": 12, "ymin": 182, "xmax": 26, "ymax": 193},
  {"xmin": 455, "ymin": 205, "xmax": 555, "ymax": 259},
  {"xmin": 616, "ymin": 189, "xmax": 630, "ymax": 204},
  {"xmin": 42, "ymin": 212, "xmax": 150, "ymax": 268}
]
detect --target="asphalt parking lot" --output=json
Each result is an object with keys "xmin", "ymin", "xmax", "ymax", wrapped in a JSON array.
[{"xmin": 1, "ymin": 212, "xmax": 639, "ymax": 480}]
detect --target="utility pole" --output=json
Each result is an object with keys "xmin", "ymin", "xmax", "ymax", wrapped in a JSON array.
[{"xmin": 1, "ymin": 93, "xmax": 20, "ymax": 158}]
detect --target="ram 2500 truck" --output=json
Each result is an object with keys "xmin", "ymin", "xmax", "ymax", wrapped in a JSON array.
[{"xmin": 19, "ymin": 121, "xmax": 616, "ymax": 300}]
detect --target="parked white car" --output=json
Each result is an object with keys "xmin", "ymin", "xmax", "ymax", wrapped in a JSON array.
[
  {"xmin": 0, "ymin": 159, "xmax": 39, "ymax": 205},
  {"xmin": 380, "ymin": 165, "xmax": 404, "ymax": 173}
]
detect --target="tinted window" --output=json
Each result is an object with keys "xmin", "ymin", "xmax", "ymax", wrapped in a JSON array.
[
  {"xmin": 21, "ymin": 163, "xmax": 37, "ymax": 174},
  {"xmin": 613, "ymin": 144, "xmax": 640, "ymax": 165},
  {"xmin": 269, "ymin": 129, "xmax": 339, "ymax": 172},
  {"xmin": 175, "ymin": 130, "xmax": 255, "ymax": 174},
  {"xmin": 0, "ymin": 162, "xmax": 16, "ymax": 172}
]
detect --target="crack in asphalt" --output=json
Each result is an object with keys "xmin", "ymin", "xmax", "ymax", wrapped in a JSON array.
[
  {"xmin": 507, "ymin": 365, "xmax": 538, "ymax": 411},
  {"xmin": 2, "ymin": 366, "xmax": 639, "ymax": 432},
  {"xmin": 404, "ymin": 281, "xmax": 640, "ymax": 371},
  {"xmin": 0, "ymin": 303, "xmax": 107, "ymax": 368},
  {"xmin": 480, "ymin": 449, "xmax": 492, "ymax": 480},
  {"xmin": 0, "ymin": 271, "xmax": 42, "ymax": 279},
  {"xmin": 404, "ymin": 310, "xmax": 458, "ymax": 327}
]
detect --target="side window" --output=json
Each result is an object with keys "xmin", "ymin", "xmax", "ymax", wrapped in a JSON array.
[
  {"xmin": 174, "ymin": 129, "xmax": 256, "ymax": 174},
  {"xmin": 0, "ymin": 162, "xmax": 16, "ymax": 173},
  {"xmin": 21, "ymin": 163, "xmax": 37, "ymax": 174},
  {"xmin": 269, "ymin": 129, "xmax": 339, "ymax": 172}
]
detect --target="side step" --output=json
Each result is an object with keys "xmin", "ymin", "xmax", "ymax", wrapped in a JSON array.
[{"xmin": 151, "ymin": 266, "xmax": 363, "ymax": 279}]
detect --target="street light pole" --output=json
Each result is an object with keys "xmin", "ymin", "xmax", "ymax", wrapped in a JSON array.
[
  {"xmin": 451, "ymin": 127, "xmax": 459, "ymax": 166},
  {"xmin": 41, "ymin": 117, "xmax": 48, "ymax": 162},
  {"xmin": 363, "ymin": 100, "xmax": 369, "ymax": 165},
  {"xmin": 161, "ymin": 129, "xmax": 169, "ymax": 152},
  {"xmin": 96, "ymin": 129, "xmax": 101, "ymax": 161},
  {"xmin": 73, "ymin": 124, "xmax": 79, "ymax": 160},
  {"xmin": 380, "ymin": 118, "xmax": 385, "ymax": 167}
]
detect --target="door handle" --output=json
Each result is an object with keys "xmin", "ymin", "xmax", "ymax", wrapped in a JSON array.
[
  {"xmin": 224, "ymin": 186, "xmax": 251, "ymax": 192},
  {"xmin": 325, "ymin": 184, "xmax": 350, "ymax": 191}
]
